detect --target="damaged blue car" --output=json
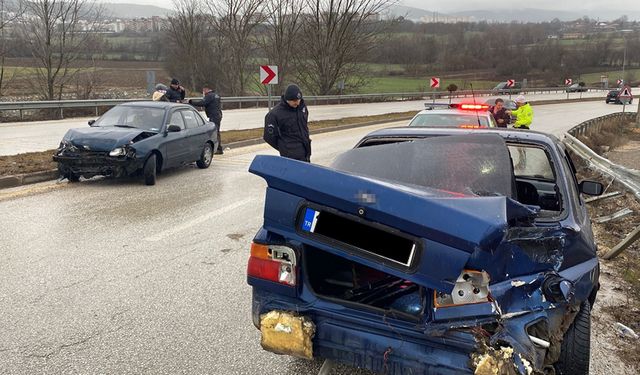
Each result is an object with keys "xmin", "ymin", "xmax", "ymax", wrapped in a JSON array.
[{"xmin": 247, "ymin": 128, "xmax": 604, "ymax": 374}]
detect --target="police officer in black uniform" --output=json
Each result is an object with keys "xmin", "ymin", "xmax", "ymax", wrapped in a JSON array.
[
  {"xmin": 263, "ymin": 84, "xmax": 311, "ymax": 162},
  {"xmin": 190, "ymin": 84, "xmax": 224, "ymax": 154},
  {"xmin": 166, "ymin": 78, "xmax": 186, "ymax": 103}
]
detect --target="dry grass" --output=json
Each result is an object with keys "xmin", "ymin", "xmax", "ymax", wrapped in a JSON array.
[{"xmin": 0, "ymin": 111, "xmax": 416, "ymax": 177}]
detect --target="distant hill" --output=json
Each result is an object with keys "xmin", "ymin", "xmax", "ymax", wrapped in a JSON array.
[
  {"xmin": 449, "ymin": 8, "xmax": 640, "ymax": 22},
  {"xmin": 101, "ymin": 3, "xmax": 174, "ymax": 19}
]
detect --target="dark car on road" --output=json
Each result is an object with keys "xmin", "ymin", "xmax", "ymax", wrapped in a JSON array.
[
  {"xmin": 605, "ymin": 88, "xmax": 633, "ymax": 104},
  {"xmin": 247, "ymin": 127, "xmax": 603, "ymax": 374},
  {"xmin": 54, "ymin": 102, "xmax": 219, "ymax": 185},
  {"xmin": 565, "ymin": 83, "xmax": 588, "ymax": 93},
  {"xmin": 492, "ymin": 81, "xmax": 522, "ymax": 94}
]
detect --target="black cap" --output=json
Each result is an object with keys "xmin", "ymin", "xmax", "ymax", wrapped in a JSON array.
[
  {"xmin": 284, "ymin": 84, "xmax": 302, "ymax": 100},
  {"xmin": 171, "ymin": 78, "xmax": 180, "ymax": 85}
]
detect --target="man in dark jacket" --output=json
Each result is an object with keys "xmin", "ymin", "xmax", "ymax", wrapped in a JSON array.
[
  {"xmin": 190, "ymin": 85, "xmax": 224, "ymax": 154},
  {"xmin": 166, "ymin": 78, "xmax": 186, "ymax": 103},
  {"xmin": 489, "ymin": 98, "xmax": 510, "ymax": 128},
  {"xmin": 263, "ymin": 84, "xmax": 311, "ymax": 162}
]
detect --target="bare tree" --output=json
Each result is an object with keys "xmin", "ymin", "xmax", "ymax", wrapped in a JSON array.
[
  {"xmin": 17, "ymin": 0, "xmax": 103, "ymax": 100},
  {"xmin": 0, "ymin": 0, "xmax": 24, "ymax": 97},
  {"xmin": 166, "ymin": 0, "xmax": 211, "ymax": 91},
  {"xmin": 258, "ymin": 0, "xmax": 304, "ymax": 94},
  {"xmin": 296, "ymin": 0, "xmax": 398, "ymax": 95},
  {"xmin": 207, "ymin": 0, "xmax": 266, "ymax": 95}
]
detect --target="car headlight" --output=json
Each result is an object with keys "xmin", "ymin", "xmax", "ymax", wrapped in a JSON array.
[
  {"xmin": 109, "ymin": 147, "xmax": 126, "ymax": 157},
  {"xmin": 434, "ymin": 270, "xmax": 491, "ymax": 308}
]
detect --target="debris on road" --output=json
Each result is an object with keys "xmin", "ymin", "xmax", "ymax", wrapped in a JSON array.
[
  {"xmin": 593, "ymin": 208, "xmax": 633, "ymax": 223},
  {"xmin": 614, "ymin": 322, "xmax": 639, "ymax": 340},
  {"xmin": 585, "ymin": 191, "xmax": 621, "ymax": 203}
]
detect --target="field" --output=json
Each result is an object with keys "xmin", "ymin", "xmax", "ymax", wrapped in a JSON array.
[{"xmin": 0, "ymin": 54, "xmax": 636, "ymax": 100}]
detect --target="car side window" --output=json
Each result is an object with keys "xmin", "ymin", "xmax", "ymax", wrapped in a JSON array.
[
  {"xmin": 169, "ymin": 111, "xmax": 186, "ymax": 130},
  {"xmin": 181, "ymin": 110, "xmax": 200, "ymax": 129},
  {"xmin": 194, "ymin": 111, "xmax": 205, "ymax": 126}
]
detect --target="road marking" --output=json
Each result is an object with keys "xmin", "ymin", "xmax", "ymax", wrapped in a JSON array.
[
  {"xmin": 143, "ymin": 197, "xmax": 257, "ymax": 242},
  {"xmin": 0, "ymin": 181, "xmax": 68, "ymax": 202}
]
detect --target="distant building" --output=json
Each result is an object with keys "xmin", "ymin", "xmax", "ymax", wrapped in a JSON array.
[{"xmin": 562, "ymin": 33, "xmax": 586, "ymax": 39}]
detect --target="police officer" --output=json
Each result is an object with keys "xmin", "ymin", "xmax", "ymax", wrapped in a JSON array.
[
  {"xmin": 190, "ymin": 84, "xmax": 224, "ymax": 154},
  {"xmin": 263, "ymin": 84, "xmax": 311, "ymax": 162},
  {"xmin": 166, "ymin": 78, "xmax": 186, "ymax": 103}
]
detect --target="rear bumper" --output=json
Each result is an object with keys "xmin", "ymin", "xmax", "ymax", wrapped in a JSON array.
[
  {"xmin": 54, "ymin": 154, "xmax": 141, "ymax": 178},
  {"xmin": 251, "ymin": 288, "xmax": 477, "ymax": 374}
]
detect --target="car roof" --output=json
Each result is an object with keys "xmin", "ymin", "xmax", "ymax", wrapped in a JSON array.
[
  {"xmin": 359, "ymin": 127, "xmax": 562, "ymax": 146},
  {"xmin": 120, "ymin": 101, "xmax": 193, "ymax": 110},
  {"xmin": 415, "ymin": 108, "xmax": 492, "ymax": 116}
]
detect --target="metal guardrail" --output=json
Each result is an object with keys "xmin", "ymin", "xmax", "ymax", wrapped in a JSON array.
[
  {"xmin": 567, "ymin": 112, "xmax": 636, "ymax": 137},
  {"xmin": 564, "ymin": 116, "xmax": 640, "ymax": 200},
  {"xmin": 0, "ymin": 87, "xmax": 608, "ymax": 120}
]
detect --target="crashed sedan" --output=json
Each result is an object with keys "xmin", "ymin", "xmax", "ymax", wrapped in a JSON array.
[
  {"xmin": 54, "ymin": 101, "xmax": 218, "ymax": 185},
  {"xmin": 247, "ymin": 128, "xmax": 603, "ymax": 374}
]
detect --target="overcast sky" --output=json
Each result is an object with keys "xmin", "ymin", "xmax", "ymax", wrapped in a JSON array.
[
  {"xmin": 97, "ymin": 0, "xmax": 640, "ymax": 14},
  {"xmin": 400, "ymin": 0, "xmax": 640, "ymax": 13}
]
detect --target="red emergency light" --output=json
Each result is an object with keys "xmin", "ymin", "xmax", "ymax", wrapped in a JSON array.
[{"xmin": 459, "ymin": 103, "xmax": 490, "ymax": 111}]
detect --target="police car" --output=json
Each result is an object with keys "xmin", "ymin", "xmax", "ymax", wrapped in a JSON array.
[{"xmin": 407, "ymin": 103, "xmax": 497, "ymax": 129}]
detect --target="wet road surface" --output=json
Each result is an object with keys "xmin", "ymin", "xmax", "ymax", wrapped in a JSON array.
[{"xmin": 0, "ymin": 101, "xmax": 624, "ymax": 373}]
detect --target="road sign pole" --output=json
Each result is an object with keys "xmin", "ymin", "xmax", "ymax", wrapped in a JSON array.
[{"xmin": 267, "ymin": 85, "xmax": 272, "ymax": 111}]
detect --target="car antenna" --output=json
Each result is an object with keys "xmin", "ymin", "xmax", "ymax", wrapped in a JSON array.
[{"xmin": 470, "ymin": 83, "xmax": 482, "ymax": 127}]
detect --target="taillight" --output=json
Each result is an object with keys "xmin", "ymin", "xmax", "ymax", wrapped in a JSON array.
[
  {"xmin": 459, "ymin": 103, "xmax": 489, "ymax": 111},
  {"xmin": 247, "ymin": 242, "xmax": 297, "ymax": 286}
]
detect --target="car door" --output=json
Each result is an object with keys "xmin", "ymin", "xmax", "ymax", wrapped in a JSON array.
[
  {"xmin": 163, "ymin": 110, "xmax": 189, "ymax": 168},
  {"xmin": 181, "ymin": 109, "xmax": 208, "ymax": 161}
]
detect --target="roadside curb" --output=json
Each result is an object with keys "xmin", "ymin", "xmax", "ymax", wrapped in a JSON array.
[
  {"xmin": 224, "ymin": 115, "xmax": 416, "ymax": 150},
  {"xmin": 0, "ymin": 96, "xmax": 610, "ymax": 191},
  {"xmin": 0, "ymin": 169, "xmax": 59, "ymax": 190}
]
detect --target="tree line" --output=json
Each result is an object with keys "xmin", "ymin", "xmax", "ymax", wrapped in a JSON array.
[{"xmin": 0, "ymin": 0, "xmax": 638, "ymax": 99}]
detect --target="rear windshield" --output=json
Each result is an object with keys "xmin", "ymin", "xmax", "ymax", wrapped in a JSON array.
[
  {"xmin": 332, "ymin": 134, "xmax": 514, "ymax": 198},
  {"xmin": 409, "ymin": 113, "xmax": 490, "ymax": 128}
]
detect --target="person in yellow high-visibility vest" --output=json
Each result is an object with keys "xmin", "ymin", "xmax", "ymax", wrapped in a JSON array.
[{"xmin": 509, "ymin": 95, "xmax": 533, "ymax": 129}]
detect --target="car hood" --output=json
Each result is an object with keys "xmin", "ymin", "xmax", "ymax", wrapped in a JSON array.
[
  {"xmin": 249, "ymin": 155, "xmax": 537, "ymax": 293},
  {"xmin": 63, "ymin": 127, "xmax": 158, "ymax": 152}
]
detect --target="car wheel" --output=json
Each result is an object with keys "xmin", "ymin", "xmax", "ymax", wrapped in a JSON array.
[
  {"xmin": 67, "ymin": 172, "xmax": 80, "ymax": 182},
  {"xmin": 554, "ymin": 302, "xmax": 591, "ymax": 375},
  {"xmin": 143, "ymin": 154, "xmax": 157, "ymax": 186},
  {"xmin": 196, "ymin": 142, "xmax": 213, "ymax": 169}
]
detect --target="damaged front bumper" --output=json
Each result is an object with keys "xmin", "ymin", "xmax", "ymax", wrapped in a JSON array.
[{"xmin": 53, "ymin": 149, "xmax": 141, "ymax": 178}]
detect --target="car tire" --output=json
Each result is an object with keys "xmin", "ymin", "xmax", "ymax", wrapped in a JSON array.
[
  {"xmin": 554, "ymin": 302, "xmax": 591, "ymax": 375},
  {"xmin": 196, "ymin": 142, "xmax": 213, "ymax": 169},
  {"xmin": 67, "ymin": 172, "xmax": 80, "ymax": 182},
  {"xmin": 143, "ymin": 154, "xmax": 157, "ymax": 186}
]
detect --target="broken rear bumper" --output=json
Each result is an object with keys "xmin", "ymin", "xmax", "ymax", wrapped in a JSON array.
[{"xmin": 252, "ymin": 289, "xmax": 477, "ymax": 374}]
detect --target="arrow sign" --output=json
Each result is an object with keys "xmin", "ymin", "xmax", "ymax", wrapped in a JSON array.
[
  {"xmin": 260, "ymin": 65, "xmax": 278, "ymax": 85},
  {"xmin": 617, "ymin": 79, "xmax": 623, "ymax": 86},
  {"xmin": 565, "ymin": 78, "xmax": 572, "ymax": 85},
  {"xmin": 506, "ymin": 79, "xmax": 515, "ymax": 88},
  {"xmin": 430, "ymin": 77, "xmax": 440, "ymax": 88}
]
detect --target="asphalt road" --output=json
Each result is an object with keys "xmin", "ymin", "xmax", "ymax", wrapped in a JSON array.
[
  {"xmin": 0, "ymin": 101, "xmax": 626, "ymax": 374},
  {"xmin": 0, "ymin": 91, "xmax": 609, "ymax": 156}
]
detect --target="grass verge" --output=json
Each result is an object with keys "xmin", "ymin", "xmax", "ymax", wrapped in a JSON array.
[{"xmin": 0, "ymin": 111, "xmax": 417, "ymax": 178}]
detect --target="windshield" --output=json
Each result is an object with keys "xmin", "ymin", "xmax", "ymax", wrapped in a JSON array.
[
  {"xmin": 93, "ymin": 106, "xmax": 166, "ymax": 132},
  {"xmin": 332, "ymin": 134, "xmax": 514, "ymax": 197},
  {"xmin": 409, "ymin": 113, "xmax": 490, "ymax": 127}
]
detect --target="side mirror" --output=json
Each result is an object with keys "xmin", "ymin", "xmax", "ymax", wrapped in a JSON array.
[
  {"xmin": 167, "ymin": 124, "xmax": 181, "ymax": 133},
  {"xmin": 579, "ymin": 180, "xmax": 604, "ymax": 196},
  {"xmin": 88, "ymin": 119, "xmax": 96, "ymax": 126}
]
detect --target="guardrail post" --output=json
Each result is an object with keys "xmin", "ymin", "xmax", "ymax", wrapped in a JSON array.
[
  {"xmin": 19, "ymin": 109, "xmax": 23, "ymax": 121},
  {"xmin": 60, "ymin": 108, "xmax": 64, "ymax": 119},
  {"xmin": 95, "ymin": 105, "xmax": 98, "ymax": 116}
]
